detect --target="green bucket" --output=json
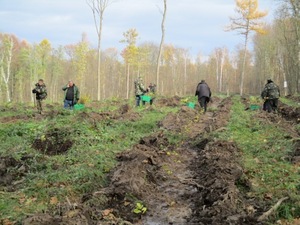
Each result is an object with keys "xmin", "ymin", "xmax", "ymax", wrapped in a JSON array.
[
  {"xmin": 187, "ymin": 102, "xmax": 195, "ymax": 109},
  {"xmin": 250, "ymin": 104, "xmax": 260, "ymax": 110},
  {"xmin": 141, "ymin": 95, "xmax": 151, "ymax": 102},
  {"xmin": 74, "ymin": 104, "xmax": 85, "ymax": 110}
]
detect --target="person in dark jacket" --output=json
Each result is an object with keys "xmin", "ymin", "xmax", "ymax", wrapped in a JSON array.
[
  {"xmin": 62, "ymin": 80, "xmax": 80, "ymax": 109},
  {"xmin": 261, "ymin": 78, "xmax": 280, "ymax": 113},
  {"xmin": 32, "ymin": 79, "xmax": 47, "ymax": 114},
  {"xmin": 195, "ymin": 80, "xmax": 212, "ymax": 113}
]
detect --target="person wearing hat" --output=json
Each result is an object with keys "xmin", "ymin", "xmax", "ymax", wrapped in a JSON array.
[
  {"xmin": 195, "ymin": 80, "xmax": 212, "ymax": 113},
  {"xmin": 134, "ymin": 76, "xmax": 147, "ymax": 107},
  {"xmin": 32, "ymin": 79, "xmax": 47, "ymax": 114},
  {"xmin": 261, "ymin": 78, "xmax": 280, "ymax": 113},
  {"xmin": 62, "ymin": 80, "xmax": 80, "ymax": 109}
]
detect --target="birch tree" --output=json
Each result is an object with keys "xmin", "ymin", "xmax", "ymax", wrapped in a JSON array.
[
  {"xmin": 86, "ymin": 0, "xmax": 114, "ymax": 100},
  {"xmin": 0, "ymin": 35, "xmax": 14, "ymax": 102},
  {"xmin": 227, "ymin": 0, "xmax": 267, "ymax": 96},
  {"xmin": 156, "ymin": 0, "xmax": 167, "ymax": 93}
]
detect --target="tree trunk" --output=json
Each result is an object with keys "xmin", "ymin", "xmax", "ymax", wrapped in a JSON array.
[
  {"xmin": 0, "ymin": 37, "xmax": 13, "ymax": 102},
  {"xmin": 126, "ymin": 64, "xmax": 130, "ymax": 99},
  {"xmin": 156, "ymin": 0, "xmax": 167, "ymax": 93},
  {"xmin": 97, "ymin": 16, "xmax": 103, "ymax": 101},
  {"xmin": 240, "ymin": 31, "xmax": 249, "ymax": 96}
]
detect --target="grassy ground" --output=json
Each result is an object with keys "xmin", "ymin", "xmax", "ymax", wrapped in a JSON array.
[
  {"xmin": 0, "ymin": 101, "xmax": 177, "ymax": 223},
  {"xmin": 1, "ymin": 96, "xmax": 300, "ymax": 224},
  {"xmin": 280, "ymin": 97, "xmax": 300, "ymax": 107},
  {"xmin": 218, "ymin": 96, "xmax": 300, "ymax": 222}
]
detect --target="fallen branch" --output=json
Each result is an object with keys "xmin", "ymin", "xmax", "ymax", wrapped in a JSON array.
[{"xmin": 257, "ymin": 197, "xmax": 289, "ymax": 222}]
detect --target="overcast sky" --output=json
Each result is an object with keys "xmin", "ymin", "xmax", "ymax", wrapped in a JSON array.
[{"xmin": 0, "ymin": 0, "xmax": 276, "ymax": 56}]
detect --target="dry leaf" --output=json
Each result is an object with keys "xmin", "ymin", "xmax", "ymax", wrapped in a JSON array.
[
  {"xmin": 65, "ymin": 209, "xmax": 79, "ymax": 218},
  {"xmin": 124, "ymin": 201, "xmax": 130, "ymax": 206},
  {"xmin": 264, "ymin": 193, "xmax": 273, "ymax": 200},
  {"xmin": 102, "ymin": 209, "xmax": 113, "ymax": 216},
  {"xmin": 2, "ymin": 219, "xmax": 15, "ymax": 225},
  {"xmin": 50, "ymin": 196, "xmax": 58, "ymax": 205}
]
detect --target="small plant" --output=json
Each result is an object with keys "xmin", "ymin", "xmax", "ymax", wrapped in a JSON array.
[{"xmin": 133, "ymin": 202, "xmax": 147, "ymax": 214}]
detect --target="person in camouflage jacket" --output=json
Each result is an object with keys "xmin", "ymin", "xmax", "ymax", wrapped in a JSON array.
[
  {"xmin": 134, "ymin": 76, "xmax": 147, "ymax": 107},
  {"xmin": 32, "ymin": 79, "xmax": 47, "ymax": 114},
  {"xmin": 261, "ymin": 79, "xmax": 280, "ymax": 113}
]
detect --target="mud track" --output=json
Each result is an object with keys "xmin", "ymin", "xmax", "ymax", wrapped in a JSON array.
[
  {"xmin": 93, "ymin": 96, "xmax": 267, "ymax": 225},
  {"xmin": 23, "ymin": 97, "xmax": 270, "ymax": 224}
]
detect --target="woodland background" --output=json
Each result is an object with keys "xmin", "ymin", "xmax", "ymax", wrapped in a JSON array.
[{"xmin": 0, "ymin": 0, "xmax": 299, "ymax": 103}]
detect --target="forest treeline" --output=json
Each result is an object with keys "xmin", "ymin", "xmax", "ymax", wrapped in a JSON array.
[{"xmin": 0, "ymin": 0, "xmax": 299, "ymax": 103}]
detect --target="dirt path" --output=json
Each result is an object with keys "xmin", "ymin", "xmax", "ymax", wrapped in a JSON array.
[
  {"xmin": 22, "ymin": 97, "xmax": 271, "ymax": 225},
  {"xmin": 88, "ymin": 97, "xmax": 262, "ymax": 225}
]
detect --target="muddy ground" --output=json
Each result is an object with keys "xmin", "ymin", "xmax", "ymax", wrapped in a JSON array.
[
  {"xmin": 3, "ymin": 96, "xmax": 300, "ymax": 224},
  {"xmin": 20, "ymin": 97, "xmax": 262, "ymax": 225}
]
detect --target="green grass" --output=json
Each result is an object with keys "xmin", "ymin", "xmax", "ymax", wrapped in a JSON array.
[
  {"xmin": 280, "ymin": 97, "xmax": 300, "ymax": 107},
  {"xmin": 3, "ymin": 95, "xmax": 300, "ymax": 223},
  {"xmin": 0, "ymin": 101, "xmax": 177, "ymax": 223},
  {"xmin": 219, "ymin": 96, "xmax": 300, "ymax": 222}
]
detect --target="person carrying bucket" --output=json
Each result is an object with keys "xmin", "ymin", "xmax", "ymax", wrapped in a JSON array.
[
  {"xmin": 134, "ymin": 76, "xmax": 147, "ymax": 107},
  {"xmin": 62, "ymin": 80, "xmax": 80, "ymax": 110},
  {"xmin": 195, "ymin": 80, "xmax": 212, "ymax": 113}
]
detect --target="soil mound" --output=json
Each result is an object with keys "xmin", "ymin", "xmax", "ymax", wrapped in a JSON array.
[
  {"xmin": 279, "ymin": 102, "xmax": 300, "ymax": 123},
  {"xmin": 156, "ymin": 96, "xmax": 181, "ymax": 107},
  {"xmin": 159, "ymin": 106, "xmax": 198, "ymax": 132},
  {"xmin": 0, "ymin": 156, "xmax": 29, "ymax": 191},
  {"xmin": 189, "ymin": 141, "xmax": 262, "ymax": 225}
]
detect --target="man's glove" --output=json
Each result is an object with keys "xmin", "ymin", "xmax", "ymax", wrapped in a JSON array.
[{"xmin": 32, "ymin": 89, "xmax": 37, "ymax": 94}]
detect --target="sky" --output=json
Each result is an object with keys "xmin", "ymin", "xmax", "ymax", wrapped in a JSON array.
[{"xmin": 0, "ymin": 0, "xmax": 276, "ymax": 57}]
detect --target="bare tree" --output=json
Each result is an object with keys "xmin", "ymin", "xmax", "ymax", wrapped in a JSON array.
[
  {"xmin": 156, "ymin": 0, "xmax": 167, "ymax": 93},
  {"xmin": 86, "ymin": 0, "xmax": 114, "ymax": 100},
  {"xmin": 226, "ymin": 0, "xmax": 267, "ymax": 96}
]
